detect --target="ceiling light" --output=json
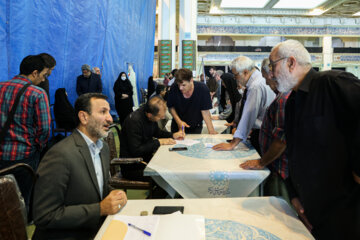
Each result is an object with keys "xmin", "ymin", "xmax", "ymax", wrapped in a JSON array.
[
  {"xmin": 220, "ymin": 0, "xmax": 269, "ymax": 8},
  {"xmin": 308, "ymin": 8, "xmax": 326, "ymax": 16},
  {"xmin": 273, "ymin": 0, "xmax": 326, "ymax": 9}
]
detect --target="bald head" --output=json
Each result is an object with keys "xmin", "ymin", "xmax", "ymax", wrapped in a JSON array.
[{"xmin": 145, "ymin": 96, "xmax": 166, "ymax": 122}]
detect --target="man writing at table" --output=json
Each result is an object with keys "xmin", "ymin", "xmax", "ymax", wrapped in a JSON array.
[
  {"xmin": 33, "ymin": 93, "xmax": 127, "ymax": 240},
  {"xmin": 120, "ymin": 96, "xmax": 184, "ymax": 181},
  {"xmin": 167, "ymin": 68, "xmax": 217, "ymax": 134},
  {"xmin": 213, "ymin": 56, "xmax": 275, "ymax": 153}
]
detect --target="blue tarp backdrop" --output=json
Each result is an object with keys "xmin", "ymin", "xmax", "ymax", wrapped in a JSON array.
[{"xmin": 0, "ymin": 0, "xmax": 157, "ymax": 112}]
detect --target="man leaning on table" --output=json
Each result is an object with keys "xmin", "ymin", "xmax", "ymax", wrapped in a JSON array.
[
  {"xmin": 241, "ymin": 58, "xmax": 291, "ymax": 203},
  {"xmin": 270, "ymin": 39, "xmax": 360, "ymax": 239},
  {"xmin": 213, "ymin": 56, "xmax": 275, "ymax": 153},
  {"xmin": 33, "ymin": 93, "xmax": 127, "ymax": 240},
  {"xmin": 167, "ymin": 68, "xmax": 217, "ymax": 134}
]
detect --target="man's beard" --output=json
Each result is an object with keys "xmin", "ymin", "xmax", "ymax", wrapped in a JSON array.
[
  {"xmin": 276, "ymin": 64, "xmax": 298, "ymax": 93},
  {"xmin": 87, "ymin": 118, "xmax": 109, "ymax": 140}
]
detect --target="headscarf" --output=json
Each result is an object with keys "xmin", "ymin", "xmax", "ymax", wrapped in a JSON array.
[
  {"xmin": 54, "ymin": 88, "xmax": 77, "ymax": 130},
  {"xmin": 113, "ymin": 72, "xmax": 133, "ymax": 99},
  {"xmin": 147, "ymin": 76, "xmax": 156, "ymax": 100},
  {"xmin": 220, "ymin": 73, "xmax": 242, "ymax": 121}
]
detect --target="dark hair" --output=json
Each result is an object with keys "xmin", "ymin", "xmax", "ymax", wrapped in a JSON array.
[
  {"xmin": 155, "ymin": 84, "xmax": 166, "ymax": 95},
  {"xmin": 209, "ymin": 66, "xmax": 216, "ymax": 70},
  {"xmin": 175, "ymin": 68, "xmax": 192, "ymax": 84},
  {"xmin": 171, "ymin": 69, "xmax": 178, "ymax": 76},
  {"xmin": 19, "ymin": 55, "xmax": 45, "ymax": 75},
  {"xmin": 74, "ymin": 93, "xmax": 108, "ymax": 125},
  {"xmin": 144, "ymin": 95, "xmax": 164, "ymax": 116},
  {"xmin": 38, "ymin": 53, "xmax": 56, "ymax": 68}
]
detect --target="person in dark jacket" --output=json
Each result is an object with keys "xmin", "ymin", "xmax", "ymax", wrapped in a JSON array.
[
  {"xmin": 113, "ymin": 71, "xmax": 134, "ymax": 125},
  {"xmin": 76, "ymin": 64, "xmax": 102, "ymax": 96},
  {"xmin": 54, "ymin": 88, "xmax": 77, "ymax": 131},
  {"xmin": 120, "ymin": 96, "xmax": 184, "ymax": 181}
]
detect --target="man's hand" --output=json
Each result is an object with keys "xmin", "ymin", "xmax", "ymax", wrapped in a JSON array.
[
  {"xmin": 173, "ymin": 131, "xmax": 185, "ymax": 140},
  {"xmin": 291, "ymin": 198, "xmax": 313, "ymax": 232},
  {"xmin": 177, "ymin": 121, "xmax": 190, "ymax": 132},
  {"xmin": 211, "ymin": 115, "xmax": 219, "ymax": 120},
  {"xmin": 240, "ymin": 159, "xmax": 264, "ymax": 170},
  {"xmin": 100, "ymin": 190, "xmax": 127, "ymax": 216},
  {"xmin": 209, "ymin": 130, "xmax": 218, "ymax": 135},
  {"xmin": 225, "ymin": 122, "xmax": 235, "ymax": 127},
  {"xmin": 159, "ymin": 138, "xmax": 176, "ymax": 145},
  {"xmin": 121, "ymin": 94, "xmax": 128, "ymax": 99},
  {"xmin": 212, "ymin": 142, "xmax": 234, "ymax": 151},
  {"xmin": 231, "ymin": 128, "xmax": 237, "ymax": 135}
]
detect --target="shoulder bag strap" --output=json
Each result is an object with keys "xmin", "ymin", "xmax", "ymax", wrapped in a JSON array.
[{"xmin": 0, "ymin": 83, "xmax": 31, "ymax": 144}]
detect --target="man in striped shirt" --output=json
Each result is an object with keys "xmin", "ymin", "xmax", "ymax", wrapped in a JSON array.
[{"xmin": 0, "ymin": 55, "xmax": 51, "ymax": 210}]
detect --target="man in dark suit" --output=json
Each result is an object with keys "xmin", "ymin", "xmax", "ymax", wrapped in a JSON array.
[
  {"xmin": 76, "ymin": 64, "xmax": 102, "ymax": 96},
  {"xmin": 33, "ymin": 93, "xmax": 127, "ymax": 240}
]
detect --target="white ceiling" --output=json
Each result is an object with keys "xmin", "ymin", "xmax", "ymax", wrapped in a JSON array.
[{"xmin": 198, "ymin": 0, "xmax": 360, "ymax": 17}]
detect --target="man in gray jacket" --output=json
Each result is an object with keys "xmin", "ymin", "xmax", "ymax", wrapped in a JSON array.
[{"xmin": 33, "ymin": 93, "xmax": 127, "ymax": 240}]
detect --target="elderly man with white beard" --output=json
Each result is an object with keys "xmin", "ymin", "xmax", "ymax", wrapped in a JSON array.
[{"xmin": 269, "ymin": 39, "xmax": 360, "ymax": 240}]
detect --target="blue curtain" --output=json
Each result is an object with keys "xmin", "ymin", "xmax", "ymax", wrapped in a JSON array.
[{"xmin": 0, "ymin": 0, "xmax": 156, "ymax": 111}]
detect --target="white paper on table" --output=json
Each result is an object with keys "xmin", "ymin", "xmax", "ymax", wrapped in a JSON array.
[
  {"xmin": 113, "ymin": 215, "xmax": 160, "ymax": 240},
  {"xmin": 175, "ymin": 139, "xmax": 200, "ymax": 146},
  {"xmin": 156, "ymin": 214, "xmax": 205, "ymax": 240}
]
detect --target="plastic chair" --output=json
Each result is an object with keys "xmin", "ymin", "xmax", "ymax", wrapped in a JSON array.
[{"xmin": 103, "ymin": 125, "xmax": 153, "ymax": 198}]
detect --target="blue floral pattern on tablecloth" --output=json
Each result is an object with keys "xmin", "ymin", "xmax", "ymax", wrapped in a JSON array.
[
  {"xmin": 206, "ymin": 219, "xmax": 281, "ymax": 240},
  {"xmin": 208, "ymin": 171, "xmax": 230, "ymax": 196},
  {"xmin": 174, "ymin": 138, "xmax": 256, "ymax": 159}
]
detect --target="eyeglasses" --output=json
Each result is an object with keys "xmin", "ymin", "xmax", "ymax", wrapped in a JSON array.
[{"xmin": 268, "ymin": 57, "xmax": 288, "ymax": 71}]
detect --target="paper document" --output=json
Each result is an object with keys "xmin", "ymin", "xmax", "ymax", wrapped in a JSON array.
[
  {"xmin": 156, "ymin": 214, "xmax": 205, "ymax": 240},
  {"xmin": 175, "ymin": 139, "xmax": 200, "ymax": 146},
  {"xmin": 102, "ymin": 215, "xmax": 160, "ymax": 240}
]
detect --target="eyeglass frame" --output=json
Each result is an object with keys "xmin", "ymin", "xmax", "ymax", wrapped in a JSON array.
[{"xmin": 268, "ymin": 57, "xmax": 288, "ymax": 71}]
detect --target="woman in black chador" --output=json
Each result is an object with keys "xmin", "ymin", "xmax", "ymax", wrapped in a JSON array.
[
  {"xmin": 113, "ymin": 72, "xmax": 134, "ymax": 125},
  {"xmin": 54, "ymin": 88, "xmax": 77, "ymax": 130}
]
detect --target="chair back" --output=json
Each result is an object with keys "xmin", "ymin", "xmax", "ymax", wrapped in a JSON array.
[{"xmin": 0, "ymin": 164, "xmax": 34, "ymax": 240}]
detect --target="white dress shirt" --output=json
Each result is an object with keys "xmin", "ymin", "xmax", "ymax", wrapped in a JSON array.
[
  {"xmin": 77, "ymin": 129, "xmax": 104, "ymax": 197},
  {"xmin": 234, "ymin": 70, "xmax": 276, "ymax": 142}
]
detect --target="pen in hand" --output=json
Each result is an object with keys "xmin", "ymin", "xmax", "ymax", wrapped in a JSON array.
[{"xmin": 128, "ymin": 223, "xmax": 151, "ymax": 236}]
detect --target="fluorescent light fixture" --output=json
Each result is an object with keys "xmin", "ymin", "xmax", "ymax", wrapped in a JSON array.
[
  {"xmin": 308, "ymin": 8, "xmax": 326, "ymax": 16},
  {"xmin": 220, "ymin": 0, "xmax": 269, "ymax": 8},
  {"xmin": 273, "ymin": 0, "xmax": 326, "ymax": 9},
  {"xmin": 354, "ymin": 11, "xmax": 360, "ymax": 16}
]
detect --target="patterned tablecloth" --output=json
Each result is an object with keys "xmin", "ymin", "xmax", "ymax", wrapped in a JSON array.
[
  {"xmin": 95, "ymin": 197, "xmax": 314, "ymax": 240},
  {"xmin": 145, "ymin": 134, "xmax": 269, "ymax": 198}
]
